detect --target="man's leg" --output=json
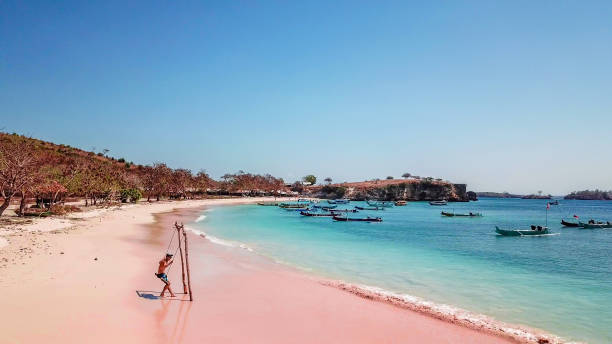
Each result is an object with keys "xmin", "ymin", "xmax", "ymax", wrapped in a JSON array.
[
  {"xmin": 166, "ymin": 281, "xmax": 176, "ymax": 297},
  {"xmin": 160, "ymin": 284, "xmax": 169, "ymax": 297}
]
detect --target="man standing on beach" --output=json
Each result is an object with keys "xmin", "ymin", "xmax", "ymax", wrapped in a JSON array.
[{"xmin": 156, "ymin": 254, "xmax": 176, "ymax": 298}]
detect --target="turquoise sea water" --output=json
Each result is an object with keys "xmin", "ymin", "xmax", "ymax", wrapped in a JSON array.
[{"xmin": 193, "ymin": 198, "xmax": 612, "ymax": 343}]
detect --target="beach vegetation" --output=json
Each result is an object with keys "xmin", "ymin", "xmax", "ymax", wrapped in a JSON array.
[
  {"xmin": 402, "ymin": 173, "xmax": 411, "ymax": 178},
  {"xmin": 302, "ymin": 175, "xmax": 316, "ymax": 185},
  {"xmin": 324, "ymin": 177, "xmax": 332, "ymax": 184},
  {"xmin": 0, "ymin": 132, "xmax": 291, "ymax": 216},
  {"xmin": 120, "ymin": 188, "xmax": 142, "ymax": 203}
]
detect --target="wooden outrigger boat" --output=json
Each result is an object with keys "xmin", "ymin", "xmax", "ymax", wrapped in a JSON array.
[
  {"xmin": 335, "ymin": 199, "xmax": 350, "ymax": 204},
  {"xmin": 561, "ymin": 219, "xmax": 580, "ymax": 227},
  {"xmin": 495, "ymin": 226, "xmax": 549, "ymax": 236},
  {"xmin": 300, "ymin": 211, "xmax": 335, "ymax": 217},
  {"xmin": 279, "ymin": 203, "xmax": 308, "ymax": 209},
  {"xmin": 355, "ymin": 206, "xmax": 385, "ymax": 211},
  {"xmin": 330, "ymin": 209, "xmax": 358, "ymax": 213},
  {"xmin": 283, "ymin": 207, "xmax": 309, "ymax": 211},
  {"xmin": 429, "ymin": 200, "xmax": 448, "ymax": 206},
  {"xmin": 394, "ymin": 200, "xmax": 407, "ymax": 206},
  {"xmin": 332, "ymin": 216, "xmax": 382, "ymax": 222},
  {"xmin": 366, "ymin": 200, "xmax": 393, "ymax": 208},
  {"xmin": 327, "ymin": 200, "xmax": 337, "ymax": 204},
  {"xmin": 579, "ymin": 221, "xmax": 612, "ymax": 229},
  {"xmin": 441, "ymin": 211, "xmax": 482, "ymax": 217},
  {"xmin": 315, "ymin": 205, "xmax": 337, "ymax": 210},
  {"xmin": 297, "ymin": 199, "xmax": 313, "ymax": 203}
]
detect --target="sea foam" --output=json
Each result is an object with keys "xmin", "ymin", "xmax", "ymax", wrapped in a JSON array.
[
  {"xmin": 184, "ymin": 225, "xmax": 253, "ymax": 251},
  {"xmin": 324, "ymin": 281, "xmax": 567, "ymax": 344}
]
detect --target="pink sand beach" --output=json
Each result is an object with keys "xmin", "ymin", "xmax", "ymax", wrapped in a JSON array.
[{"xmin": 1, "ymin": 199, "xmax": 519, "ymax": 343}]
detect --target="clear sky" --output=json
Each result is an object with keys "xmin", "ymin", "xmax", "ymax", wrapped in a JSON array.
[{"xmin": 1, "ymin": 1, "xmax": 611, "ymax": 194}]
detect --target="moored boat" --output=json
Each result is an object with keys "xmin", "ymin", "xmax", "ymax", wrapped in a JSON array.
[
  {"xmin": 279, "ymin": 203, "xmax": 309, "ymax": 209},
  {"xmin": 335, "ymin": 199, "xmax": 350, "ymax": 204},
  {"xmin": 367, "ymin": 200, "xmax": 393, "ymax": 208},
  {"xmin": 429, "ymin": 200, "xmax": 448, "ymax": 206},
  {"xmin": 332, "ymin": 216, "xmax": 382, "ymax": 222},
  {"xmin": 327, "ymin": 200, "xmax": 337, "ymax": 204},
  {"xmin": 579, "ymin": 221, "xmax": 612, "ymax": 229},
  {"xmin": 355, "ymin": 206, "xmax": 385, "ymax": 211},
  {"xmin": 314, "ymin": 204, "xmax": 337, "ymax": 209},
  {"xmin": 330, "ymin": 209, "xmax": 358, "ymax": 213},
  {"xmin": 561, "ymin": 219, "xmax": 580, "ymax": 227},
  {"xmin": 300, "ymin": 211, "xmax": 335, "ymax": 217},
  {"xmin": 441, "ymin": 211, "xmax": 482, "ymax": 217},
  {"xmin": 394, "ymin": 200, "xmax": 407, "ymax": 206},
  {"xmin": 495, "ymin": 225, "xmax": 550, "ymax": 236},
  {"xmin": 283, "ymin": 207, "xmax": 309, "ymax": 211}
]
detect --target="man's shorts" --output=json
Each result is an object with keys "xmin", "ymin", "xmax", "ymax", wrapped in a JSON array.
[{"xmin": 155, "ymin": 273, "xmax": 169, "ymax": 285}]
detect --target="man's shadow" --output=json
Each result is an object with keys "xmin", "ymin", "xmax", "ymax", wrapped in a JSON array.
[{"xmin": 136, "ymin": 290, "xmax": 188, "ymax": 300}]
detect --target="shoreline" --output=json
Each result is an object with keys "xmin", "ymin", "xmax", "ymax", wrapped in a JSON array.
[
  {"xmin": 188, "ymin": 205, "xmax": 566, "ymax": 344},
  {"xmin": 0, "ymin": 198, "xmax": 558, "ymax": 343}
]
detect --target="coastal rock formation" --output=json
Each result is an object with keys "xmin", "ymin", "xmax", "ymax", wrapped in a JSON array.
[
  {"xmin": 310, "ymin": 179, "xmax": 471, "ymax": 202},
  {"xmin": 466, "ymin": 191, "xmax": 478, "ymax": 201}
]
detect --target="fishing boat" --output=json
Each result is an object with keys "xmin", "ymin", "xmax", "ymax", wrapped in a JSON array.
[
  {"xmin": 549, "ymin": 200, "xmax": 559, "ymax": 205},
  {"xmin": 335, "ymin": 199, "xmax": 350, "ymax": 204},
  {"xmin": 355, "ymin": 206, "xmax": 385, "ymax": 211},
  {"xmin": 330, "ymin": 209, "xmax": 359, "ymax": 213},
  {"xmin": 495, "ymin": 225, "xmax": 549, "ymax": 236},
  {"xmin": 429, "ymin": 200, "xmax": 448, "ymax": 206},
  {"xmin": 314, "ymin": 204, "xmax": 337, "ymax": 209},
  {"xmin": 441, "ymin": 211, "xmax": 482, "ymax": 217},
  {"xmin": 561, "ymin": 219, "xmax": 580, "ymax": 227},
  {"xmin": 332, "ymin": 216, "xmax": 382, "ymax": 222},
  {"xmin": 327, "ymin": 200, "xmax": 337, "ymax": 204},
  {"xmin": 300, "ymin": 211, "xmax": 335, "ymax": 217},
  {"xmin": 366, "ymin": 200, "xmax": 393, "ymax": 208},
  {"xmin": 257, "ymin": 202, "xmax": 279, "ymax": 206},
  {"xmin": 279, "ymin": 203, "xmax": 309, "ymax": 209},
  {"xmin": 579, "ymin": 221, "xmax": 612, "ymax": 229},
  {"xmin": 283, "ymin": 207, "xmax": 309, "ymax": 211},
  {"xmin": 297, "ymin": 199, "xmax": 312, "ymax": 203},
  {"xmin": 394, "ymin": 200, "xmax": 407, "ymax": 206}
]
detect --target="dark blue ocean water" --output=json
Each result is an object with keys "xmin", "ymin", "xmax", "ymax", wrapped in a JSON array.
[{"xmin": 193, "ymin": 198, "xmax": 612, "ymax": 343}]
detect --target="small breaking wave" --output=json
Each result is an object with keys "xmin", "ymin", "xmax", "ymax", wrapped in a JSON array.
[
  {"xmin": 195, "ymin": 215, "xmax": 207, "ymax": 223},
  {"xmin": 184, "ymin": 225, "xmax": 253, "ymax": 252}
]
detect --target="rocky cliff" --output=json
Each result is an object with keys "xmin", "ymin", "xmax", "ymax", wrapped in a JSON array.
[{"xmin": 309, "ymin": 179, "xmax": 472, "ymax": 202}]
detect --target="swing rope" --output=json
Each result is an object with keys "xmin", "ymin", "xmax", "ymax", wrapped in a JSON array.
[{"xmin": 164, "ymin": 226, "xmax": 182, "ymax": 274}]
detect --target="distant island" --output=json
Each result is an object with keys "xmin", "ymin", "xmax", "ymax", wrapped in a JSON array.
[
  {"xmin": 476, "ymin": 192, "xmax": 522, "ymax": 198},
  {"xmin": 476, "ymin": 192, "xmax": 552, "ymax": 199},
  {"xmin": 564, "ymin": 190, "xmax": 612, "ymax": 200},
  {"xmin": 521, "ymin": 194, "xmax": 552, "ymax": 199}
]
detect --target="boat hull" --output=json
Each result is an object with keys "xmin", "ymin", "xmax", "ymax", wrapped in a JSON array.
[
  {"xmin": 429, "ymin": 201, "xmax": 448, "ymax": 206},
  {"xmin": 579, "ymin": 222, "xmax": 612, "ymax": 229},
  {"xmin": 332, "ymin": 216, "xmax": 382, "ymax": 222},
  {"xmin": 561, "ymin": 220, "xmax": 580, "ymax": 227},
  {"xmin": 495, "ymin": 226, "xmax": 549, "ymax": 236}
]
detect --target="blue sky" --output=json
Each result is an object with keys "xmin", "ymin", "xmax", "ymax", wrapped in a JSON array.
[{"xmin": 1, "ymin": 1, "xmax": 611, "ymax": 194}]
